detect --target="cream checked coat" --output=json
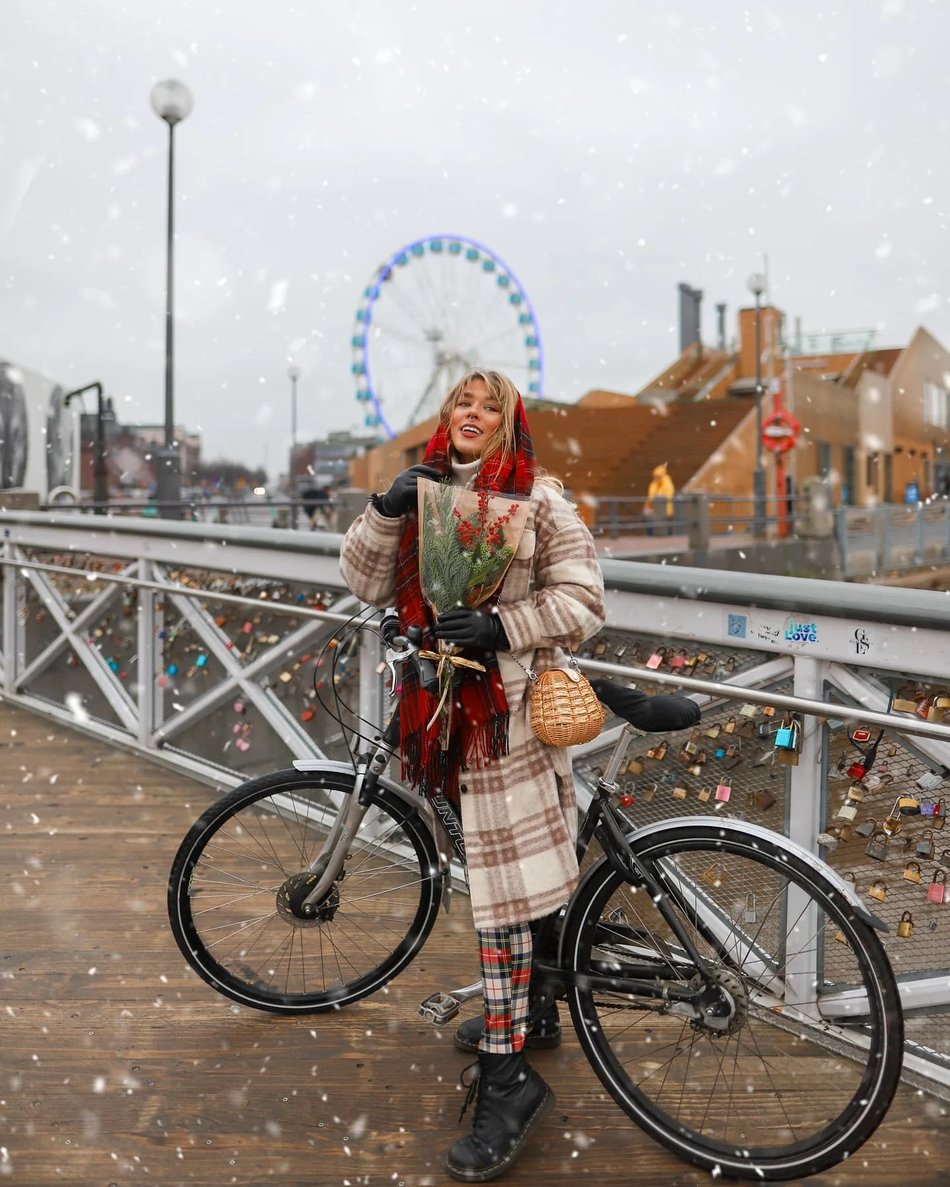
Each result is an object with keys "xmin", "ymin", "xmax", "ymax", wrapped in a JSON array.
[{"xmin": 339, "ymin": 482, "xmax": 606, "ymax": 929}]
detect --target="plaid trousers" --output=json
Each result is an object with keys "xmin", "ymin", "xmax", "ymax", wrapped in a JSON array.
[{"xmin": 477, "ymin": 922, "xmax": 533, "ymax": 1054}]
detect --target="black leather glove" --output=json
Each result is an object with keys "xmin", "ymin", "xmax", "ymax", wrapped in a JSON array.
[
  {"xmin": 372, "ymin": 464, "xmax": 443, "ymax": 518},
  {"xmin": 433, "ymin": 608, "xmax": 510, "ymax": 651},
  {"xmin": 590, "ymin": 678, "xmax": 700, "ymax": 732}
]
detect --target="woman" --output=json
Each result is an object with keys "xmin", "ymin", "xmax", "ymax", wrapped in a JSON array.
[{"xmin": 340, "ymin": 369, "xmax": 605, "ymax": 1182}]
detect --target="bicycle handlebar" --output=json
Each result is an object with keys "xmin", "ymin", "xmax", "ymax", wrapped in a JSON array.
[{"xmin": 380, "ymin": 611, "xmax": 440, "ymax": 693}]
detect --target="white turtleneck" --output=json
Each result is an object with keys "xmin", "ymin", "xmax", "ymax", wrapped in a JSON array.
[{"xmin": 450, "ymin": 456, "xmax": 482, "ymax": 489}]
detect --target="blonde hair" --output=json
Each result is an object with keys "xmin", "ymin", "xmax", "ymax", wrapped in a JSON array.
[
  {"xmin": 438, "ymin": 369, "xmax": 520, "ymax": 464},
  {"xmin": 437, "ymin": 369, "xmax": 564, "ymax": 492}
]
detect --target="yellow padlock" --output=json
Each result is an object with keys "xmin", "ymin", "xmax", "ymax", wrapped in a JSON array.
[
  {"xmin": 897, "ymin": 911, "xmax": 914, "ymax": 938},
  {"xmin": 903, "ymin": 861, "xmax": 922, "ymax": 884},
  {"xmin": 867, "ymin": 879, "xmax": 888, "ymax": 903}
]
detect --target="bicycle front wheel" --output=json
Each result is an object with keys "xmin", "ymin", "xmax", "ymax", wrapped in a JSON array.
[
  {"xmin": 563, "ymin": 820, "xmax": 902, "ymax": 1181},
  {"xmin": 168, "ymin": 767, "xmax": 443, "ymax": 1013}
]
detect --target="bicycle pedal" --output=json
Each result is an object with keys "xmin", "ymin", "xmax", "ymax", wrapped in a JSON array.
[{"xmin": 418, "ymin": 991, "xmax": 463, "ymax": 1026}]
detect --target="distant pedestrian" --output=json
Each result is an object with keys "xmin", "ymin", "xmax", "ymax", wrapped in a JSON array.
[
  {"xmin": 643, "ymin": 462, "xmax": 675, "ymax": 536},
  {"xmin": 301, "ymin": 485, "xmax": 331, "ymax": 530}
]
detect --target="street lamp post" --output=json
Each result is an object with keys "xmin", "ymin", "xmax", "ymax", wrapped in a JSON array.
[
  {"xmin": 288, "ymin": 364, "xmax": 300, "ymax": 528},
  {"xmin": 747, "ymin": 271, "xmax": 767, "ymax": 539},
  {"xmin": 150, "ymin": 79, "xmax": 193, "ymax": 520}
]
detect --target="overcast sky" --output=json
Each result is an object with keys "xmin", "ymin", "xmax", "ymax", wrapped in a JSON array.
[{"xmin": 2, "ymin": 0, "xmax": 949, "ymax": 475}]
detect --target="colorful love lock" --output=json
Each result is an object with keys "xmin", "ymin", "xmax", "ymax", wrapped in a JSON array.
[
  {"xmin": 645, "ymin": 646, "xmax": 667, "ymax": 670},
  {"xmin": 903, "ymin": 861, "xmax": 922, "ymax": 884},
  {"xmin": 774, "ymin": 723, "xmax": 797, "ymax": 750},
  {"xmin": 715, "ymin": 781, "xmax": 732, "ymax": 803},
  {"xmin": 928, "ymin": 870, "xmax": 947, "ymax": 904},
  {"xmin": 897, "ymin": 911, "xmax": 914, "ymax": 938}
]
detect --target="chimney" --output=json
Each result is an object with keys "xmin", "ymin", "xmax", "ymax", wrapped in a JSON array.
[
  {"xmin": 678, "ymin": 283, "xmax": 703, "ymax": 353},
  {"xmin": 715, "ymin": 303, "xmax": 727, "ymax": 351}
]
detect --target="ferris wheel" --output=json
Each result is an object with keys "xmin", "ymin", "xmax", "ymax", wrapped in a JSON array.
[{"xmin": 352, "ymin": 235, "xmax": 544, "ymax": 439}]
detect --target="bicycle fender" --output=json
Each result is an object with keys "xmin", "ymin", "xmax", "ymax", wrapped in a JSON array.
[
  {"xmin": 571, "ymin": 815, "xmax": 886, "ymax": 934},
  {"xmin": 292, "ymin": 758, "xmax": 422, "ymax": 815}
]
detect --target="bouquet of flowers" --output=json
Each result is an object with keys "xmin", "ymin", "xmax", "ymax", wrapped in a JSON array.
[{"xmin": 417, "ymin": 477, "xmax": 531, "ymax": 735}]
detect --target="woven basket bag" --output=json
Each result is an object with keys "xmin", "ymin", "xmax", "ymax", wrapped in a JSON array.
[{"xmin": 529, "ymin": 662, "xmax": 605, "ymax": 747}]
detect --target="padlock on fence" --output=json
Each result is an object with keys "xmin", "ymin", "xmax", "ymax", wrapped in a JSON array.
[
  {"xmin": 854, "ymin": 817, "xmax": 878, "ymax": 839},
  {"xmin": 928, "ymin": 869, "xmax": 947, "ymax": 904},
  {"xmin": 773, "ymin": 717, "xmax": 801, "ymax": 767},
  {"xmin": 715, "ymin": 780, "xmax": 732, "ymax": 803},
  {"xmin": 744, "ymin": 893, "xmax": 757, "ymax": 923},
  {"xmin": 897, "ymin": 911, "xmax": 915, "ymax": 938},
  {"xmin": 867, "ymin": 879, "xmax": 888, "ymax": 902},
  {"xmin": 903, "ymin": 861, "xmax": 922, "ymax": 884},
  {"xmin": 702, "ymin": 862, "xmax": 725, "ymax": 888},
  {"xmin": 917, "ymin": 829, "xmax": 936, "ymax": 860},
  {"xmin": 865, "ymin": 830, "xmax": 889, "ymax": 861}
]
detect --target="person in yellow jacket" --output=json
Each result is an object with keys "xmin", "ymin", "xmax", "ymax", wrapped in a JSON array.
[{"xmin": 643, "ymin": 463, "xmax": 675, "ymax": 536}]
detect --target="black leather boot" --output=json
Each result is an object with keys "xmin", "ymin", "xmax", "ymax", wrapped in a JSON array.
[
  {"xmin": 446, "ymin": 1051, "xmax": 554, "ymax": 1182},
  {"xmin": 453, "ymin": 1001, "xmax": 561, "ymax": 1054}
]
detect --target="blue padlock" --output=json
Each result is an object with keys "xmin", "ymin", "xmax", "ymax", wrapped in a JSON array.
[{"xmin": 774, "ymin": 723, "xmax": 798, "ymax": 750}]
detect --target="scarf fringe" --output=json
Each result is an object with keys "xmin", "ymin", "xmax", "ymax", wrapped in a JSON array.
[{"xmin": 401, "ymin": 708, "xmax": 510, "ymax": 812}]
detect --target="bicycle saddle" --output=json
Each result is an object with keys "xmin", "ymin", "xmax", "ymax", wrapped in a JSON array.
[{"xmin": 590, "ymin": 678, "xmax": 700, "ymax": 733}]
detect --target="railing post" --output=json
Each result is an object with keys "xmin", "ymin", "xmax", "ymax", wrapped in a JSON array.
[
  {"xmin": 2, "ymin": 537, "xmax": 21, "ymax": 693},
  {"xmin": 881, "ymin": 505, "xmax": 891, "ymax": 572},
  {"xmin": 916, "ymin": 502, "xmax": 925, "ymax": 566},
  {"xmin": 358, "ymin": 613, "xmax": 385, "ymax": 736},
  {"xmin": 784, "ymin": 654, "xmax": 825, "ymax": 1013},
  {"xmin": 137, "ymin": 558, "xmax": 156, "ymax": 746},
  {"xmin": 682, "ymin": 493, "xmax": 710, "ymax": 566},
  {"xmin": 833, "ymin": 506, "xmax": 848, "ymax": 576}
]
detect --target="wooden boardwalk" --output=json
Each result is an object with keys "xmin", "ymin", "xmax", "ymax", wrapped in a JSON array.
[{"xmin": 2, "ymin": 698, "xmax": 950, "ymax": 1187}]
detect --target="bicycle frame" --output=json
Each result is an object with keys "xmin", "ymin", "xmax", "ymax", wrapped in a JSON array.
[{"xmin": 294, "ymin": 630, "xmax": 882, "ymax": 1028}]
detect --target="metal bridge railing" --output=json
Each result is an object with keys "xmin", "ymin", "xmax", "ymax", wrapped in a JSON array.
[{"xmin": 3, "ymin": 511, "xmax": 950, "ymax": 1086}]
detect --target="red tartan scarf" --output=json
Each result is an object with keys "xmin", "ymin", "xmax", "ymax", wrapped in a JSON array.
[{"xmin": 394, "ymin": 397, "xmax": 536, "ymax": 809}]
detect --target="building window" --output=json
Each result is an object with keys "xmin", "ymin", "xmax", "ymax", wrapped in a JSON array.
[
  {"xmin": 924, "ymin": 379, "xmax": 950, "ymax": 427},
  {"xmin": 816, "ymin": 441, "xmax": 832, "ymax": 479},
  {"xmin": 842, "ymin": 445, "xmax": 856, "ymax": 506}
]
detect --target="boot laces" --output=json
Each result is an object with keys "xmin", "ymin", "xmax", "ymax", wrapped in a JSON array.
[{"xmin": 457, "ymin": 1060, "xmax": 480, "ymax": 1124}]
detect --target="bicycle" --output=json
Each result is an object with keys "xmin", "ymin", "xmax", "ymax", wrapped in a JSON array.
[{"xmin": 167, "ymin": 611, "xmax": 903, "ymax": 1182}]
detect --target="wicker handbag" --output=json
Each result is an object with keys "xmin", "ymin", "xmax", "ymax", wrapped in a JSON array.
[{"xmin": 522, "ymin": 656, "xmax": 605, "ymax": 747}]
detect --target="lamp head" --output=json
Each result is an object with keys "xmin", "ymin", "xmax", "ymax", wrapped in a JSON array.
[
  {"xmin": 150, "ymin": 79, "xmax": 194, "ymax": 127},
  {"xmin": 288, "ymin": 364, "xmax": 301, "ymax": 381},
  {"xmin": 746, "ymin": 272, "xmax": 766, "ymax": 299}
]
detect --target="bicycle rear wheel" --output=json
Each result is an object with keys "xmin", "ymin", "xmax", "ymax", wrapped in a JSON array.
[
  {"xmin": 562, "ymin": 820, "xmax": 902, "ymax": 1181},
  {"xmin": 168, "ymin": 767, "xmax": 442, "ymax": 1013}
]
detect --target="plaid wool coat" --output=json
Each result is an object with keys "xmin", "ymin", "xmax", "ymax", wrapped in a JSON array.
[{"xmin": 339, "ymin": 482, "xmax": 606, "ymax": 928}]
